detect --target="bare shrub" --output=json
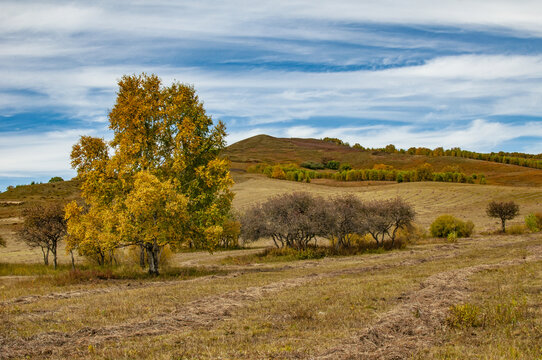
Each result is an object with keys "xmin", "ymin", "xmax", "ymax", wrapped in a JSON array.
[
  {"xmin": 241, "ymin": 192, "xmax": 332, "ymax": 250},
  {"xmin": 363, "ymin": 198, "xmax": 415, "ymax": 247},
  {"xmin": 328, "ymin": 194, "xmax": 367, "ymax": 249},
  {"xmin": 486, "ymin": 201, "xmax": 520, "ymax": 233},
  {"xmin": 17, "ymin": 202, "xmax": 67, "ymax": 269}
]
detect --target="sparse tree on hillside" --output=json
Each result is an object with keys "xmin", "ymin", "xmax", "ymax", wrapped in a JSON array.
[
  {"xmin": 241, "ymin": 192, "xmax": 332, "ymax": 250},
  {"xmin": 66, "ymin": 73, "xmax": 233, "ymax": 275},
  {"xmin": 18, "ymin": 203, "xmax": 67, "ymax": 269},
  {"xmin": 486, "ymin": 201, "xmax": 520, "ymax": 233}
]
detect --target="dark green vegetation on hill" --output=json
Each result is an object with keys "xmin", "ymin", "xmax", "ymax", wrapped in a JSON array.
[{"xmin": 224, "ymin": 135, "xmax": 542, "ymax": 186}]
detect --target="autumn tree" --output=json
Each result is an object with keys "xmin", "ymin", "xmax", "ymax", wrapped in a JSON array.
[
  {"xmin": 66, "ymin": 73, "xmax": 233, "ymax": 275},
  {"xmin": 18, "ymin": 203, "xmax": 67, "ymax": 269},
  {"xmin": 486, "ymin": 201, "xmax": 520, "ymax": 233}
]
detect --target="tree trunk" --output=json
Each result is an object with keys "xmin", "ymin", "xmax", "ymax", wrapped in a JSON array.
[
  {"xmin": 70, "ymin": 250, "xmax": 75, "ymax": 271},
  {"xmin": 146, "ymin": 241, "xmax": 160, "ymax": 276},
  {"xmin": 501, "ymin": 219, "xmax": 506, "ymax": 233},
  {"xmin": 52, "ymin": 247, "xmax": 57, "ymax": 270},
  {"xmin": 139, "ymin": 245, "xmax": 146, "ymax": 268},
  {"xmin": 41, "ymin": 247, "xmax": 49, "ymax": 266}
]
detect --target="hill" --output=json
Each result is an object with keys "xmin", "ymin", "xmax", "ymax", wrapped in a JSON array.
[{"xmin": 224, "ymin": 135, "xmax": 542, "ymax": 186}]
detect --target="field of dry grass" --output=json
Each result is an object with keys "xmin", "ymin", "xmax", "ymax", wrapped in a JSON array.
[{"xmin": 1, "ymin": 172, "xmax": 542, "ymax": 359}]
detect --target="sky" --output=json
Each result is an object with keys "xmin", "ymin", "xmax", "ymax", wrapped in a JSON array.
[{"xmin": 1, "ymin": 0, "xmax": 542, "ymax": 190}]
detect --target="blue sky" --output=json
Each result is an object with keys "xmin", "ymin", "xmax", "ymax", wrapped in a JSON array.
[{"xmin": 1, "ymin": 1, "xmax": 542, "ymax": 190}]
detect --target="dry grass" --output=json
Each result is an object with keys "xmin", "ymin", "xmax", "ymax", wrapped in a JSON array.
[
  {"xmin": 1, "ymin": 234, "xmax": 541, "ymax": 359},
  {"xmin": 232, "ymin": 174, "xmax": 542, "ymax": 232},
  {"xmin": 1, "ymin": 167, "xmax": 542, "ymax": 359}
]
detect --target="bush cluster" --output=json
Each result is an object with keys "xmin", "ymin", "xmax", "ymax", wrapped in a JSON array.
[{"xmin": 241, "ymin": 192, "xmax": 416, "ymax": 250}]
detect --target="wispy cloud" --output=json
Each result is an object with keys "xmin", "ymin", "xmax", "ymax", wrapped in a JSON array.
[{"xmin": 1, "ymin": 1, "xmax": 542, "ymax": 187}]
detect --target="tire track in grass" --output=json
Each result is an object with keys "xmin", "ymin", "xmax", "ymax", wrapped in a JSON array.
[
  {"xmin": 314, "ymin": 246, "xmax": 542, "ymax": 360},
  {"xmin": 0, "ymin": 251, "xmax": 465, "ymax": 359},
  {"xmin": 2, "ymin": 239, "xmax": 539, "ymax": 359}
]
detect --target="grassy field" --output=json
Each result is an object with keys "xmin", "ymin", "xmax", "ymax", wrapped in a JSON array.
[{"xmin": 1, "ymin": 168, "xmax": 542, "ymax": 358}]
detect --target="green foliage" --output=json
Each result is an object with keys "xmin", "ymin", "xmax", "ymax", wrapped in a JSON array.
[
  {"xmin": 447, "ymin": 297, "xmax": 527, "ymax": 329},
  {"xmin": 447, "ymin": 231, "xmax": 458, "ymax": 243},
  {"xmin": 339, "ymin": 163, "xmax": 352, "ymax": 171},
  {"xmin": 447, "ymin": 303, "xmax": 481, "ymax": 328},
  {"xmin": 525, "ymin": 213, "xmax": 542, "ymax": 232},
  {"xmin": 49, "ymin": 176, "xmax": 64, "ymax": 183},
  {"xmin": 300, "ymin": 161, "xmax": 324, "ymax": 170},
  {"xmin": 430, "ymin": 215, "xmax": 474, "ymax": 238},
  {"xmin": 325, "ymin": 160, "xmax": 340, "ymax": 170}
]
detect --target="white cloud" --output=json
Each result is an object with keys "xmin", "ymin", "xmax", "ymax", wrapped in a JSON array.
[
  {"xmin": 0, "ymin": 128, "xmax": 107, "ymax": 177},
  {"xmin": 253, "ymin": 119, "xmax": 542, "ymax": 153}
]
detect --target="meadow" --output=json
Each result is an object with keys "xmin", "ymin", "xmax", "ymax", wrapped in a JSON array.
[{"xmin": 1, "ymin": 169, "xmax": 542, "ymax": 359}]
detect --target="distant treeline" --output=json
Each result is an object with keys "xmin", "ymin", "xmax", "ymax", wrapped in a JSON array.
[
  {"xmin": 247, "ymin": 163, "xmax": 485, "ymax": 184},
  {"xmin": 322, "ymin": 137, "xmax": 542, "ymax": 170}
]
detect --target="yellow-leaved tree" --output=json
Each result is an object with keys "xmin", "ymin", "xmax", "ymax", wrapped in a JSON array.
[{"xmin": 65, "ymin": 73, "xmax": 233, "ymax": 275}]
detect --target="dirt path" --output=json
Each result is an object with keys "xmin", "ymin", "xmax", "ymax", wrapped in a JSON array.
[{"xmin": 314, "ymin": 246, "xmax": 542, "ymax": 360}]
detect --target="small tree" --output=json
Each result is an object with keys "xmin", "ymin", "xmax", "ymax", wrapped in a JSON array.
[
  {"xmin": 385, "ymin": 198, "xmax": 416, "ymax": 246},
  {"xmin": 486, "ymin": 201, "xmax": 520, "ymax": 233},
  {"xmin": 241, "ymin": 192, "xmax": 332, "ymax": 250},
  {"xmin": 49, "ymin": 176, "xmax": 64, "ymax": 183},
  {"xmin": 328, "ymin": 194, "xmax": 367, "ymax": 249},
  {"xmin": 18, "ymin": 203, "xmax": 67, "ymax": 269},
  {"xmin": 362, "ymin": 198, "xmax": 415, "ymax": 247}
]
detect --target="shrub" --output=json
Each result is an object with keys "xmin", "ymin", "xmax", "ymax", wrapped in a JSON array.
[
  {"xmin": 447, "ymin": 303, "xmax": 481, "ymax": 328},
  {"xmin": 270, "ymin": 165, "xmax": 286, "ymax": 180},
  {"xmin": 325, "ymin": 160, "xmax": 340, "ymax": 170},
  {"xmin": 0, "ymin": 234, "xmax": 5, "ymax": 247},
  {"xmin": 49, "ymin": 176, "xmax": 64, "ymax": 183},
  {"xmin": 506, "ymin": 224, "xmax": 527, "ymax": 235},
  {"xmin": 364, "ymin": 198, "xmax": 416, "ymax": 247},
  {"xmin": 430, "ymin": 215, "xmax": 474, "ymax": 238},
  {"xmin": 486, "ymin": 201, "xmax": 520, "ymax": 233},
  {"xmin": 300, "ymin": 161, "xmax": 324, "ymax": 170},
  {"xmin": 447, "ymin": 231, "xmax": 458, "ymax": 243},
  {"xmin": 339, "ymin": 163, "xmax": 352, "ymax": 171},
  {"xmin": 525, "ymin": 213, "xmax": 542, "ymax": 232},
  {"xmin": 327, "ymin": 195, "xmax": 368, "ymax": 249},
  {"xmin": 241, "ymin": 192, "xmax": 333, "ymax": 250},
  {"xmin": 394, "ymin": 223, "xmax": 427, "ymax": 244}
]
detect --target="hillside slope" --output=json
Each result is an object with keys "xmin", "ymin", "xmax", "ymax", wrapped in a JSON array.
[{"xmin": 224, "ymin": 135, "xmax": 542, "ymax": 186}]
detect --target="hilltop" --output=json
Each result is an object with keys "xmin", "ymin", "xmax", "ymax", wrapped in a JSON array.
[{"xmin": 224, "ymin": 135, "xmax": 542, "ymax": 186}]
